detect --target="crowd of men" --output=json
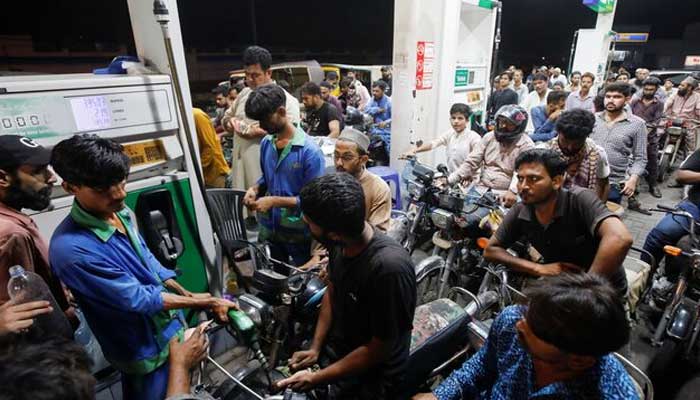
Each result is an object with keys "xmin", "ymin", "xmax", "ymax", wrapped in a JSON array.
[
  {"xmin": 1, "ymin": 44, "xmax": 700, "ymax": 400},
  {"xmin": 482, "ymin": 64, "xmax": 700, "ymax": 212}
]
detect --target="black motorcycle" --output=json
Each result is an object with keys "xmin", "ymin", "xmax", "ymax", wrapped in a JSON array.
[{"xmin": 645, "ymin": 204, "xmax": 700, "ymax": 380}]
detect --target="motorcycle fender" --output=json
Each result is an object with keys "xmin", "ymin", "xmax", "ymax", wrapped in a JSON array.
[
  {"xmin": 415, "ymin": 255, "xmax": 446, "ymax": 281},
  {"xmin": 667, "ymin": 303, "xmax": 694, "ymax": 340}
]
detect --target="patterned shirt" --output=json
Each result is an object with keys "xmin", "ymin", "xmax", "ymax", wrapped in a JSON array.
[
  {"xmin": 448, "ymin": 132, "xmax": 534, "ymax": 193},
  {"xmin": 590, "ymin": 111, "xmax": 647, "ymax": 183},
  {"xmin": 565, "ymin": 89, "xmax": 596, "ymax": 113},
  {"xmin": 433, "ymin": 306, "xmax": 640, "ymax": 400}
]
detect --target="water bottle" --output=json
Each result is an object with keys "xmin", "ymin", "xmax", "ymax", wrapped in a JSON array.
[{"xmin": 7, "ymin": 265, "xmax": 72, "ymax": 339}]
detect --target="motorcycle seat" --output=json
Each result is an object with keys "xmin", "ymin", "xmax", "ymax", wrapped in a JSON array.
[{"xmin": 404, "ymin": 298, "xmax": 473, "ymax": 394}]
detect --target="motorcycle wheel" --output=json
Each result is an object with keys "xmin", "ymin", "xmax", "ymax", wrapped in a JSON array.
[
  {"xmin": 658, "ymin": 153, "xmax": 671, "ymax": 183},
  {"xmin": 648, "ymin": 339, "xmax": 680, "ymax": 382},
  {"xmin": 416, "ymin": 268, "xmax": 459, "ymax": 305}
]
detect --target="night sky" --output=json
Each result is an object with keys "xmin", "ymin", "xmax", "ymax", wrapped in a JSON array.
[{"xmin": 0, "ymin": 0, "xmax": 698, "ymax": 68}]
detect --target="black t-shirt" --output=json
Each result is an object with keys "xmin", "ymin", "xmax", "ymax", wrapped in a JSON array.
[
  {"xmin": 486, "ymin": 88, "xmax": 519, "ymax": 120},
  {"xmin": 681, "ymin": 150, "xmax": 700, "ymax": 204},
  {"xmin": 327, "ymin": 231, "xmax": 417, "ymax": 389},
  {"xmin": 305, "ymin": 102, "xmax": 343, "ymax": 137},
  {"xmin": 494, "ymin": 187, "xmax": 628, "ymax": 295}
]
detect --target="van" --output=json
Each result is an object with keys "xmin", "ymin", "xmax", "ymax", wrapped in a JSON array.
[{"xmin": 229, "ymin": 60, "xmax": 325, "ymax": 100}]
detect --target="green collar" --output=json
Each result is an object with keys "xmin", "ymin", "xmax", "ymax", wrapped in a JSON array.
[
  {"xmin": 70, "ymin": 201, "xmax": 132, "ymax": 243},
  {"xmin": 269, "ymin": 126, "xmax": 306, "ymax": 146},
  {"xmin": 270, "ymin": 127, "xmax": 306, "ymax": 168}
]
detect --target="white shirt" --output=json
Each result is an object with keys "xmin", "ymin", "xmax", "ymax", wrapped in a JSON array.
[
  {"xmin": 510, "ymin": 82, "xmax": 530, "ymax": 104},
  {"xmin": 523, "ymin": 89, "xmax": 551, "ymax": 133},
  {"xmin": 430, "ymin": 128, "xmax": 482, "ymax": 172},
  {"xmin": 550, "ymin": 74, "xmax": 568, "ymax": 87}
]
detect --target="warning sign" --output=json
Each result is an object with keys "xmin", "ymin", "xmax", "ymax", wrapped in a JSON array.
[{"xmin": 416, "ymin": 41, "xmax": 435, "ymax": 90}]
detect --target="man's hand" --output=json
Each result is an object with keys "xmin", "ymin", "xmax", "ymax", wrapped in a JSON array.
[
  {"xmin": 209, "ymin": 298, "xmax": 238, "ymax": 323},
  {"xmin": 536, "ymin": 262, "xmax": 583, "ymax": 276},
  {"xmin": 500, "ymin": 191, "xmax": 518, "ymax": 208},
  {"xmin": 378, "ymin": 121, "xmax": 387, "ymax": 128},
  {"xmin": 253, "ymin": 197, "xmax": 276, "ymax": 213},
  {"xmin": 169, "ymin": 325, "xmax": 209, "ymax": 371},
  {"xmin": 621, "ymin": 176, "xmax": 639, "ymax": 197},
  {"xmin": 288, "ymin": 349, "xmax": 320, "ymax": 371},
  {"xmin": 0, "ymin": 300, "xmax": 52, "ymax": 336},
  {"xmin": 276, "ymin": 369, "xmax": 318, "ymax": 392},
  {"xmin": 400, "ymin": 149, "xmax": 417, "ymax": 160},
  {"xmin": 247, "ymin": 126, "xmax": 268, "ymax": 138},
  {"xmin": 549, "ymin": 109, "xmax": 563, "ymax": 121},
  {"xmin": 412, "ymin": 394, "xmax": 438, "ymax": 400},
  {"xmin": 244, "ymin": 187, "xmax": 258, "ymax": 209}
]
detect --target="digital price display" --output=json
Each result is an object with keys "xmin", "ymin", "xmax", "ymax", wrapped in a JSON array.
[{"xmin": 69, "ymin": 96, "xmax": 113, "ymax": 131}]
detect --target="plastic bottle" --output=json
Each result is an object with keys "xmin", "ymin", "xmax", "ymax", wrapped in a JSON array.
[{"xmin": 7, "ymin": 265, "xmax": 72, "ymax": 339}]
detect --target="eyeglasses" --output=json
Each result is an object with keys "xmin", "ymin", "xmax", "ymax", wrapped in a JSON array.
[{"xmin": 333, "ymin": 153, "xmax": 358, "ymax": 162}]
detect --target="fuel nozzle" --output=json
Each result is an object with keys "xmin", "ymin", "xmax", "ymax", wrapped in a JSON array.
[{"xmin": 228, "ymin": 309, "xmax": 270, "ymax": 372}]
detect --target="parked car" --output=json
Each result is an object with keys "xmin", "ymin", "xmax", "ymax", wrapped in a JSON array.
[
  {"xmin": 649, "ymin": 69, "xmax": 700, "ymax": 87},
  {"xmin": 229, "ymin": 60, "xmax": 325, "ymax": 100}
]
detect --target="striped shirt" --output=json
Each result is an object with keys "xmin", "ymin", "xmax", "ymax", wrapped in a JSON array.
[{"xmin": 590, "ymin": 111, "xmax": 647, "ymax": 183}]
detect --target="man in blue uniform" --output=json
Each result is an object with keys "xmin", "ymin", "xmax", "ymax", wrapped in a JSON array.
[{"xmin": 49, "ymin": 134, "xmax": 236, "ymax": 400}]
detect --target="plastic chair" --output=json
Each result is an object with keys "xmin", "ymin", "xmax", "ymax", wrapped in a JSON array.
[
  {"xmin": 369, "ymin": 165, "xmax": 402, "ymax": 210},
  {"xmin": 206, "ymin": 188, "xmax": 251, "ymax": 291},
  {"xmin": 614, "ymin": 353, "xmax": 654, "ymax": 400}
]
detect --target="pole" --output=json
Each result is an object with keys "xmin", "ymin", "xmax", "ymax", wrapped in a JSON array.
[
  {"xmin": 567, "ymin": 29, "xmax": 579, "ymax": 76},
  {"xmin": 489, "ymin": 2, "xmax": 503, "ymax": 84},
  {"xmin": 153, "ymin": 0, "xmax": 224, "ymax": 295}
]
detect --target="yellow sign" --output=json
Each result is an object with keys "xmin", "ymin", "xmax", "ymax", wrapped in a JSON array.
[{"xmin": 123, "ymin": 139, "xmax": 167, "ymax": 167}]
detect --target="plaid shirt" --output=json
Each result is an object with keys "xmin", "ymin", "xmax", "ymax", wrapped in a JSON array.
[{"xmin": 591, "ymin": 111, "xmax": 647, "ymax": 183}]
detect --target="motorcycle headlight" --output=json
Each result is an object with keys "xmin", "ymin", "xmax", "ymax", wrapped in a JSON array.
[
  {"xmin": 430, "ymin": 208, "xmax": 454, "ymax": 230},
  {"xmin": 408, "ymin": 181, "xmax": 425, "ymax": 198},
  {"xmin": 237, "ymin": 293, "xmax": 272, "ymax": 327}
]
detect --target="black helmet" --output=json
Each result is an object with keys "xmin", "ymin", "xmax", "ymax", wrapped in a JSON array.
[
  {"xmin": 344, "ymin": 106, "xmax": 363, "ymax": 126},
  {"xmin": 494, "ymin": 104, "xmax": 528, "ymax": 142}
]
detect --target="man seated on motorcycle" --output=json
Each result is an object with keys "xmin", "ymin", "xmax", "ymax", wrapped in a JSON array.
[
  {"xmin": 538, "ymin": 108, "xmax": 611, "ymax": 201},
  {"xmin": 484, "ymin": 149, "xmax": 632, "ymax": 299},
  {"xmin": 664, "ymin": 76, "xmax": 700, "ymax": 155},
  {"xmin": 363, "ymin": 80, "xmax": 392, "ymax": 151},
  {"xmin": 447, "ymin": 104, "xmax": 535, "ymax": 207},
  {"xmin": 413, "ymin": 273, "xmax": 639, "ymax": 400},
  {"xmin": 643, "ymin": 148, "xmax": 700, "ymax": 276},
  {"xmin": 276, "ymin": 173, "xmax": 416, "ymax": 399}
]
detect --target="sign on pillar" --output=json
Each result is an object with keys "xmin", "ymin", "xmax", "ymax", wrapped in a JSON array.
[
  {"xmin": 416, "ymin": 41, "xmax": 435, "ymax": 90},
  {"xmin": 582, "ymin": 0, "xmax": 615, "ymax": 13}
]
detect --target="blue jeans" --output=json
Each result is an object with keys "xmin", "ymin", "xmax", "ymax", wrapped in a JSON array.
[
  {"xmin": 642, "ymin": 200, "xmax": 700, "ymax": 266},
  {"xmin": 608, "ymin": 183, "xmax": 623, "ymax": 204}
]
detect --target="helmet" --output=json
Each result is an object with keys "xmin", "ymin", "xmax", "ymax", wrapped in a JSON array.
[
  {"xmin": 344, "ymin": 106, "xmax": 364, "ymax": 126},
  {"xmin": 494, "ymin": 104, "xmax": 528, "ymax": 142}
]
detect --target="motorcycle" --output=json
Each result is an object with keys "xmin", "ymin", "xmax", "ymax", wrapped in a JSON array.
[
  {"xmin": 401, "ymin": 159, "xmax": 447, "ymax": 255},
  {"xmin": 645, "ymin": 204, "xmax": 700, "ymax": 379},
  {"xmin": 344, "ymin": 106, "xmax": 389, "ymax": 166},
  {"xmin": 414, "ymin": 187, "xmax": 505, "ymax": 305},
  {"xmin": 657, "ymin": 117, "xmax": 700, "ymax": 182}
]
